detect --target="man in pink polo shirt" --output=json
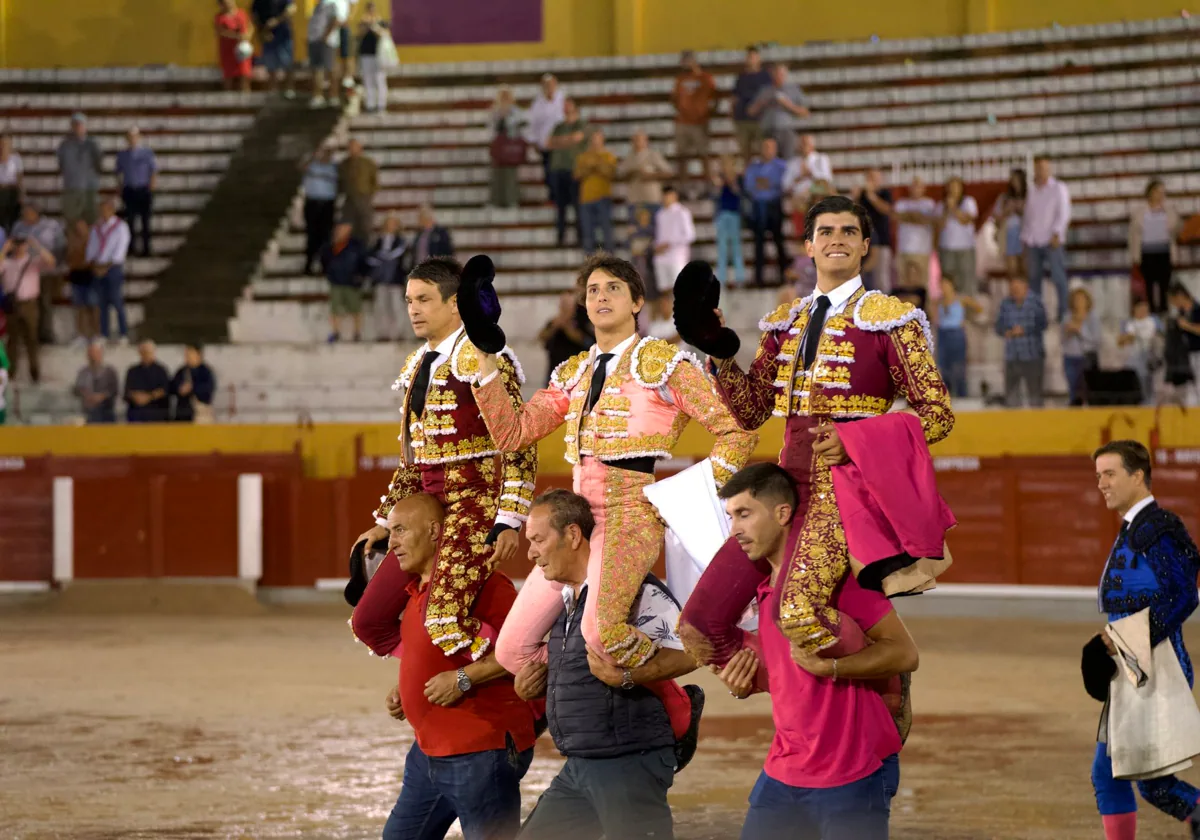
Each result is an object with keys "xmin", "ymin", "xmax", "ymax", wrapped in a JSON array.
[{"xmin": 712, "ymin": 462, "xmax": 919, "ymax": 840}]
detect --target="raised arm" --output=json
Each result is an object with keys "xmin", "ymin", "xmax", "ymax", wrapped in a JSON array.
[
  {"xmin": 475, "ymin": 357, "xmax": 572, "ymax": 453},
  {"xmin": 666, "ymin": 357, "xmax": 758, "ymax": 486}
]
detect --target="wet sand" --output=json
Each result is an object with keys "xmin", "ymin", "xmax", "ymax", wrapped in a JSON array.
[{"xmin": 2, "ymin": 601, "xmax": 1199, "ymax": 840}]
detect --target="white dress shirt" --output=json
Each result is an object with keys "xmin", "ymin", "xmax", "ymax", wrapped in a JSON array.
[
  {"xmin": 417, "ymin": 325, "xmax": 465, "ymax": 395},
  {"xmin": 85, "ymin": 217, "xmax": 131, "ymax": 266},
  {"xmin": 1021, "ymin": 176, "xmax": 1071, "ymax": 247},
  {"xmin": 654, "ymin": 203, "xmax": 696, "ymax": 261},
  {"xmin": 783, "ymin": 151, "xmax": 833, "ymax": 198},
  {"xmin": 809, "ymin": 276, "xmax": 863, "ymax": 318},
  {"xmin": 1123, "ymin": 494, "xmax": 1155, "ymax": 524},
  {"xmin": 525, "ymin": 89, "xmax": 567, "ymax": 150}
]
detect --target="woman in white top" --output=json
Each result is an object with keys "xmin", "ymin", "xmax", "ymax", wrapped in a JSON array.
[
  {"xmin": 937, "ymin": 176, "xmax": 979, "ymax": 295},
  {"xmin": 990, "ymin": 168, "xmax": 1027, "ymax": 283},
  {"xmin": 0, "ymin": 134, "xmax": 23, "ymax": 231},
  {"xmin": 1127, "ymin": 179, "xmax": 1181, "ymax": 314}
]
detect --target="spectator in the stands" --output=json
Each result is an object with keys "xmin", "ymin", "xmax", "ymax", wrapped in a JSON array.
[
  {"xmin": 74, "ymin": 340, "xmax": 119, "ymax": 424},
  {"xmin": 0, "ymin": 342, "xmax": 8, "ymax": 425},
  {"xmin": 488, "ymin": 86, "xmax": 527, "ymax": 209},
  {"xmin": 307, "ymin": 0, "xmax": 343, "ymax": 108},
  {"xmin": 627, "ymin": 205, "xmax": 655, "ymax": 293},
  {"xmin": 13, "ymin": 204, "xmax": 66, "ymax": 345},
  {"xmin": 411, "ymin": 204, "xmax": 453, "ymax": 262},
  {"xmin": 671, "ymin": 50, "xmax": 716, "ymax": 197},
  {"xmin": 1021, "ymin": 154, "xmax": 1071, "ymax": 321},
  {"xmin": 170, "ymin": 343, "xmax": 217, "ymax": 423},
  {"xmin": 711, "ymin": 155, "xmax": 745, "ymax": 288},
  {"xmin": 574, "ymin": 131, "xmax": 617, "ymax": 254},
  {"xmin": 995, "ymin": 275, "xmax": 1047, "ymax": 408},
  {"xmin": 87, "ymin": 196, "xmax": 132, "ymax": 344},
  {"xmin": 743, "ymin": 137, "xmax": 789, "ymax": 287},
  {"xmin": 783, "ymin": 133, "xmax": 832, "ymax": 236},
  {"xmin": 115, "ymin": 127, "xmax": 157, "ymax": 258},
  {"xmin": 339, "ymin": 138, "xmax": 378, "ymax": 244},
  {"xmin": 617, "ymin": 131, "xmax": 672, "ymax": 222},
  {"xmin": 652, "ymin": 185, "xmax": 695, "ymax": 299},
  {"xmin": 990, "ymin": 168, "xmax": 1026, "ymax": 284},
  {"xmin": 894, "ymin": 176, "xmax": 937, "ymax": 299},
  {"xmin": 935, "ymin": 276, "xmax": 981, "ymax": 399},
  {"xmin": 749, "ymin": 63, "xmax": 809, "ymax": 160},
  {"xmin": 57, "ymin": 113, "xmax": 103, "ymax": 226},
  {"xmin": 850, "ymin": 168, "xmax": 894, "ymax": 292},
  {"xmin": 124, "ymin": 340, "xmax": 171, "ymax": 423},
  {"xmin": 368, "ymin": 213, "xmax": 409, "ymax": 341},
  {"xmin": 937, "ymin": 176, "xmax": 979, "ymax": 296},
  {"xmin": 215, "ymin": 0, "xmax": 254, "ymax": 94},
  {"xmin": 1128, "ymin": 179, "xmax": 1180, "ymax": 315},
  {"xmin": 252, "ymin": 0, "xmax": 297, "ymax": 97},
  {"xmin": 65, "ymin": 218, "xmax": 97, "ymax": 343},
  {"xmin": 0, "ymin": 134, "xmax": 23, "ymax": 231},
  {"xmin": 357, "ymin": 2, "xmax": 390, "ymax": 113},
  {"xmin": 732, "ymin": 46, "xmax": 771, "ymax": 163},
  {"xmin": 334, "ymin": 0, "xmax": 356, "ymax": 100},
  {"xmin": 322, "ymin": 221, "xmax": 367, "ymax": 342},
  {"xmin": 1118, "ymin": 298, "xmax": 1163, "ymax": 405},
  {"xmin": 1168, "ymin": 282, "xmax": 1200, "ymax": 402},
  {"xmin": 547, "ymin": 98, "xmax": 589, "ymax": 248},
  {"xmin": 1, "ymin": 234, "xmax": 56, "ymax": 384},
  {"xmin": 526, "ymin": 74, "xmax": 566, "ymax": 201},
  {"xmin": 1061, "ymin": 287, "xmax": 1100, "ymax": 406},
  {"xmin": 301, "ymin": 143, "xmax": 338, "ymax": 275},
  {"xmin": 539, "ymin": 291, "xmax": 594, "ymax": 385}
]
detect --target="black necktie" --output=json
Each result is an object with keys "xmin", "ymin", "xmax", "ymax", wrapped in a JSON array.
[
  {"xmin": 585, "ymin": 354, "xmax": 614, "ymax": 414},
  {"xmin": 1118, "ymin": 521, "xmax": 1130, "ymax": 541},
  {"xmin": 802, "ymin": 295, "xmax": 832, "ymax": 370},
  {"xmin": 410, "ymin": 352, "xmax": 439, "ymax": 418}
]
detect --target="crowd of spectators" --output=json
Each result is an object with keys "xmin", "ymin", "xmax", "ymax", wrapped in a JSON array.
[{"xmin": 72, "ymin": 339, "xmax": 215, "ymax": 425}]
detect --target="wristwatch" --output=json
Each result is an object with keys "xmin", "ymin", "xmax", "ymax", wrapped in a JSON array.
[
  {"xmin": 620, "ymin": 668, "xmax": 635, "ymax": 690},
  {"xmin": 456, "ymin": 667, "xmax": 472, "ymax": 693}
]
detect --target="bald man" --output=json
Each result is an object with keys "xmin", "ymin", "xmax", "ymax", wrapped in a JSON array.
[{"xmin": 364, "ymin": 494, "xmax": 538, "ymax": 840}]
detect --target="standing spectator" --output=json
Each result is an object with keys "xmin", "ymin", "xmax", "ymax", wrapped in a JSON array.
[
  {"xmin": 1021, "ymin": 154, "xmax": 1071, "ymax": 321},
  {"xmin": 616, "ymin": 131, "xmax": 672, "ymax": 221},
  {"xmin": 322, "ymin": 221, "xmax": 367, "ymax": 342},
  {"xmin": 1118, "ymin": 298, "xmax": 1162, "ymax": 405},
  {"xmin": 57, "ymin": 114, "xmax": 103, "ymax": 226},
  {"xmin": 526, "ymin": 74, "xmax": 566, "ymax": 201},
  {"xmin": 893, "ymin": 177, "xmax": 937, "ymax": 296},
  {"xmin": 64, "ymin": 218, "xmax": 97, "ymax": 343},
  {"xmin": 850, "ymin": 168, "xmax": 894, "ymax": 292},
  {"xmin": 367, "ymin": 213, "xmax": 409, "ymax": 341},
  {"xmin": 937, "ymin": 176, "xmax": 979, "ymax": 295},
  {"xmin": 0, "ymin": 134, "xmax": 23, "ymax": 231},
  {"xmin": 670, "ymin": 50, "xmax": 716, "ymax": 196},
  {"xmin": 487, "ymin": 86, "xmax": 527, "ymax": 209},
  {"xmin": 170, "ymin": 343, "xmax": 217, "ymax": 423},
  {"xmin": 301, "ymin": 144, "xmax": 338, "ymax": 275},
  {"xmin": 627, "ymin": 205, "xmax": 656, "ymax": 292},
  {"xmin": 1, "ymin": 234, "xmax": 56, "ymax": 383},
  {"xmin": 0, "ymin": 342, "xmax": 8, "ymax": 425},
  {"xmin": 573, "ymin": 131, "xmax": 617, "ymax": 254},
  {"xmin": 936, "ymin": 276, "xmax": 980, "ymax": 398},
  {"xmin": 334, "ymin": 0, "xmax": 356, "ymax": 100},
  {"xmin": 652, "ymin": 186, "xmax": 695, "ymax": 298},
  {"xmin": 13, "ymin": 204, "xmax": 66, "ymax": 345},
  {"xmin": 73, "ymin": 340, "xmax": 119, "ymax": 424},
  {"xmin": 124, "ymin": 340, "xmax": 171, "ymax": 423},
  {"xmin": 86, "ymin": 196, "xmax": 132, "ymax": 344},
  {"xmin": 338, "ymin": 138, "xmax": 378, "ymax": 244},
  {"xmin": 410, "ymin": 204, "xmax": 453, "ymax": 263},
  {"xmin": 357, "ymin": 2, "xmax": 390, "ymax": 113},
  {"xmin": 1061, "ymin": 287, "xmax": 1101, "ymax": 406},
  {"xmin": 214, "ymin": 0, "xmax": 254, "ymax": 94},
  {"xmin": 782, "ymin": 133, "xmax": 832, "ymax": 235},
  {"xmin": 538, "ymin": 291, "xmax": 594, "ymax": 384},
  {"xmin": 748, "ymin": 64, "xmax": 809, "ymax": 160},
  {"xmin": 990, "ymin": 168, "xmax": 1027, "ymax": 284},
  {"xmin": 1167, "ymin": 282, "xmax": 1200, "ymax": 402},
  {"xmin": 732, "ymin": 46, "xmax": 771, "ymax": 163},
  {"xmin": 547, "ymin": 99, "xmax": 589, "ymax": 248},
  {"xmin": 251, "ymin": 0, "xmax": 297, "ymax": 96},
  {"xmin": 711, "ymin": 156, "xmax": 745, "ymax": 288},
  {"xmin": 742, "ymin": 137, "xmax": 789, "ymax": 287},
  {"xmin": 994, "ymin": 275, "xmax": 1048, "ymax": 407},
  {"xmin": 306, "ymin": 0, "xmax": 342, "ymax": 107},
  {"xmin": 1128, "ymin": 179, "xmax": 1180, "ymax": 315},
  {"xmin": 115, "ymin": 127, "xmax": 157, "ymax": 258}
]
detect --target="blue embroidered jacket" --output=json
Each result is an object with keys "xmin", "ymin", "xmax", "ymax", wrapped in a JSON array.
[{"xmin": 1099, "ymin": 502, "xmax": 1200, "ymax": 686}]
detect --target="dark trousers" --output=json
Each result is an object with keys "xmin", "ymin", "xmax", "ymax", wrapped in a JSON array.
[
  {"xmin": 518, "ymin": 747, "xmax": 676, "ymax": 840},
  {"xmin": 121, "ymin": 186, "xmax": 153, "ymax": 256},
  {"xmin": 382, "ymin": 739, "xmax": 533, "ymax": 840},
  {"xmin": 541, "ymin": 148, "xmax": 554, "ymax": 200},
  {"xmin": 751, "ymin": 199, "xmax": 788, "ymax": 286},
  {"xmin": 1140, "ymin": 250, "xmax": 1173, "ymax": 314},
  {"xmin": 0, "ymin": 185, "xmax": 20, "ymax": 230},
  {"xmin": 303, "ymin": 198, "xmax": 336, "ymax": 271},
  {"xmin": 97, "ymin": 266, "xmax": 129, "ymax": 339},
  {"xmin": 937, "ymin": 326, "xmax": 968, "ymax": 398},
  {"xmin": 7, "ymin": 299, "xmax": 40, "ymax": 382},
  {"xmin": 549, "ymin": 170, "xmax": 581, "ymax": 247}
]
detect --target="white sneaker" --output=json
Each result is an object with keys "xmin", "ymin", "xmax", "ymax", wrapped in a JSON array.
[
  {"xmin": 310, "ymin": 95, "xmax": 327, "ymax": 109},
  {"xmin": 283, "ymin": 89, "xmax": 297, "ymax": 100}
]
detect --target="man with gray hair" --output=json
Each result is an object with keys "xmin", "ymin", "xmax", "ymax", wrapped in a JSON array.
[
  {"xmin": 56, "ymin": 113, "xmax": 103, "ymax": 225},
  {"xmin": 748, "ymin": 64, "xmax": 809, "ymax": 160},
  {"xmin": 410, "ymin": 204, "xmax": 454, "ymax": 263},
  {"xmin": 73, "ymin": 340, "xmax": 119, "ymax": 424}
]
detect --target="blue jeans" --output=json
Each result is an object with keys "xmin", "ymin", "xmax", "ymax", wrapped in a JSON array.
[
  {"xmin": 1025, "ymin": 245, "xmax": 1068, "ymax": 320},
  {"xmin": 97, "ymin": 265, "xmax": 128, "ymax": 339},
  {"xmin": 382, "ymin": 739, "xmax": 533, "ymax": 840},
  {"xmin": 1064, "ymin": 354, "xmax": 1086, "ymax": 405},
  {"xmin": 579, "ymin": 198, "xmax": 614, "ymax": 254},
  {"xmin": 715, "ymin": 209, "xmax": 745, "ymax": 286},
  {"xmin": 739, "ymin": 754, "xmax": 899, "ymax": 840},
  {"xmin": 937, "ymin": 327, "xmax": 968, "ymax": 398}
]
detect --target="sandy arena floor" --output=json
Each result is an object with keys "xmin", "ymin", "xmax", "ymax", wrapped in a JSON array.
[{"xmin": 2, "ymin": 592, "xmax": 1199, "ymax": 840}]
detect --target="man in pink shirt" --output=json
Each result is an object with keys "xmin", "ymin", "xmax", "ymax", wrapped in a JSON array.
[
  {"xmin": 1, "ymin": 234, "xmax": 56, "ymax": 383},
  {"xmin": 711, "ymin": 463, "xmax": 919, "ymax": 840}
]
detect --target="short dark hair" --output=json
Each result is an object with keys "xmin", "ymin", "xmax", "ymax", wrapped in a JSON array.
[
  {"xmin": 408, "ymin": 257, "xmax": 462, "ymax": 301},
  {"xmin": 532, "ymin": 489, "xmax": 595, "ymax": 541},
  {"xmin": 185, "ymin": 342, "xmax": 204, "ymax": 353},
  {"xmin": 717, "ymin": 463, "xmax": 798, "ymax": 519},
  {"xmin": 745, "ymin": 45, "xmax": 760, "ymax": 54},
  {"xmin": 1034, "ymin": 153, "xmax": 1052, "ymax": 164},
  {"xmin": 1169, "ymin": 281, "xmax": 1194, "ymax": 302},
  {"xmin": 803, "ymin": 195, "xmax": 873, "ymax": 244},
  {"xmin": 1145, "ymin": 178, "xmax": 1164, "ymax": 198},
  {"xmin": 575, "ymin": 253, "xmax": 646, "ymax": 305},
  {"xmin": 1093, "ymin": 440, "xmax": 1152, "ymax": 489}
]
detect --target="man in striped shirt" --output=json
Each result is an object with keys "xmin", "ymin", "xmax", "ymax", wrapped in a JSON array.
[{"xmin": 85, "ymin": 197, "xmax": 132, "ymax": 344}]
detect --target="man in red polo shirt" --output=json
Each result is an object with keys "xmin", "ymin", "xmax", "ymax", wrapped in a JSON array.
[{"xmin": 374, "ymin": 493, "xmax": 537, "ymax": 840}]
